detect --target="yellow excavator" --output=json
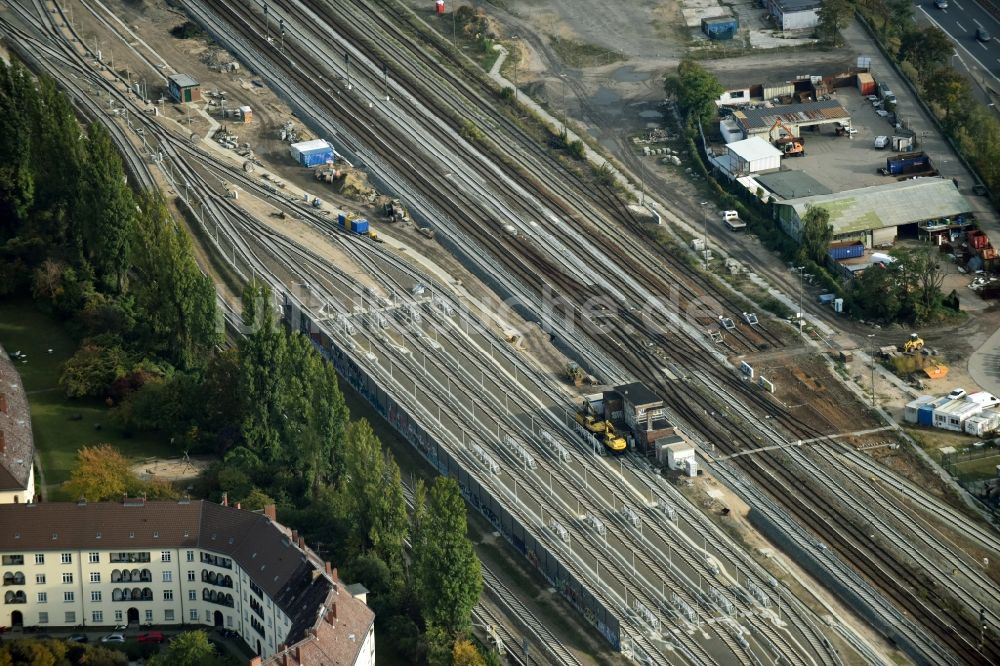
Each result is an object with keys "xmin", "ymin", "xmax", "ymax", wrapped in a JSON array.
[
  {"xmin": 574, "ymin": 411, "xmax": 608, "ymax": 434},
  {"xmin": 602, "ymin": 422, "xmax": 628, "ymax": 454},
  {"xmin": 902, "ymin": 333, "xmax": 924, "ymax": 354}
]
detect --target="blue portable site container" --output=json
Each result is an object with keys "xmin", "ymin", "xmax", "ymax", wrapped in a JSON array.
[
  {"xmin": 350, "ymin": 219, "xmax": 369, "ymax": 234},
  {"xmin": 338, "ymin": 213, "xmax": 347, "ymax": 227},
  {"xmin": 702, "ymin": 15, "xmax": 738, "ymax": 40},
  {"xmin": 917, "ymin": 405, "xmax": 934, "ymax": 426}
]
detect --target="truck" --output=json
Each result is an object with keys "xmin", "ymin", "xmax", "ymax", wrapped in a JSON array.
[{"xmin": 880, "ymin": 151, "xmax": 931, "ymax": 177}]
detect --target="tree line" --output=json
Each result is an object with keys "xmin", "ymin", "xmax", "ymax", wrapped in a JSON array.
[{"xmin": 1, "ymin": 61, "xmax": 488, "ymax": 664}]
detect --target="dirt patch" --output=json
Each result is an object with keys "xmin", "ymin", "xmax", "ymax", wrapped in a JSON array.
[{"xmin": 131, "ymin": 455, "xmax": 213, "ymax": 483}]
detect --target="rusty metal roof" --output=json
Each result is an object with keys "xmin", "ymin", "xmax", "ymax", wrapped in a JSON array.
[{"xmin": 735, "ymin": 99, "xmax": 849, "ymax": 132}]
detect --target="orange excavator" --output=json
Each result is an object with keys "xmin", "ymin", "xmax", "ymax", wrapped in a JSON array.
[{"xmin": 768, "ymin": 118, "xmax": 805, "ymax": 157}]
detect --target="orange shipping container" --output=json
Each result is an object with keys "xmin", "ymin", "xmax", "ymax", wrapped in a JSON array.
[{"xmin": 856, "ymin": 73, "xmax": 876, "ymax": 96}]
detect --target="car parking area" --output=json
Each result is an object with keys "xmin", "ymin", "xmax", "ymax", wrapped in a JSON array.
[{"xmin": 782, "ymin": 87, "xmax": 925, "ymax": 193}]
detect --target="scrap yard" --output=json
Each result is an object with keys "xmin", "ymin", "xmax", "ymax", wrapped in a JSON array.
[{"xmin": 3, "ymin": 0, "xmax": 1000, "ymax": 664}]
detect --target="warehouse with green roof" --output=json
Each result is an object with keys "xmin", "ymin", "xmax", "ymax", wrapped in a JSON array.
[{"xmin": 774, "ymin": 177, "xmax": 972, "ymax": 247}]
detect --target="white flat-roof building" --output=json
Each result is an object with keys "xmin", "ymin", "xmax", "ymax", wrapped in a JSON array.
[
  {"xmin": 964, "ymin": 410, "xmax": 1000, "ymax": 437},
  {"xmin": 721, "ymin": 137, "xmax": 782, "ymax": 178},
  {"xmin": 933, "ymin": 398, "xmax": 989, "ymax": 431}
]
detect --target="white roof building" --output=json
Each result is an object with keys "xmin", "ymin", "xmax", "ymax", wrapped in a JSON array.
[{"xmin": 724, "ymin": 137, "xmax": 782, "ymax": 177}]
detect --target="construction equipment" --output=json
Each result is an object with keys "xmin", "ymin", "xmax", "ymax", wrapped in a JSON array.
[
  {"xmin": 768, "ymin": 118, "xmax": 805, "ymax": 156},
  {"xmin": 602, "ymin": 422, "xmax": 628, "ymax": 454},
  {"xmin": 368, "ymin": 230, "xmax": 383, "ymax": 243},
  {"xmin": 574, "ymin": 411, "xmax": 608, "ymax": 434},
  {"xmin": 902, "ymin": 333, "xmax": 925, "ymax": 353}
]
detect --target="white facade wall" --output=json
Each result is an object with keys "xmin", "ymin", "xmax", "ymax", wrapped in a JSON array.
[{"xmin": 0, "ymin": 545, "xmax": 292, "ymax": 660}]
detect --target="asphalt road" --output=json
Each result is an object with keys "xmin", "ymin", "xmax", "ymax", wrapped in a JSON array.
[{"xmin": 918, "ymin": 0, "xmax": 1000, "ymax": 83}]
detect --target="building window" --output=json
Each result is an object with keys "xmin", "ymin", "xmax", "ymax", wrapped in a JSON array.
[
  {"xmin": 91, "ymin": 591, "xmax": 101, "ymax": 602},
  {"xmin": 37, "ymin": 592, "xmax": 47, "ymax": 603},
  {"xmin": 60, "ymin": 553, "xmax": 72, "ymax": 564},
  {"xmin": 189, "ymin": 609, "xmax": 198, "ymax": 621},
  {"xmin": 64, "ymin": 612, "xmax": 75, "ymax": 623},
  {"xmin": 62, "ymin": 573, "xmax": 73, "ymax": 584},
  {"xmin": 35, "ymin": 574, "xmax": 45, "ymax": 585},
  {"xmin": 1, "ymin": 555, "xmax": 24, "ymax": 566},
  {"xmin": 161, "ymin": 551, "xmax": 171, "ymax": 563},
  {"xmin": 114, "ymin": 610, "xmax": 123, "ymax": 622},
  {"xmin": 90, "ymin": 572, "xmax": 101, "ymax": 583},
  {"xmin": 38, "ymin": 612, "xmax": 48, "ymax": 624},
  {"xmin": 89, "ymin": 553, "xmax": 99, "ymax": 564},
  {"xmin": 34, "ymin": 554, "xmax": 44, "ymax": 565},
  {"xmin": 164, "ymin": 609, "xmax": 175, "ymax": 622},
  {"xmin": 64, "ymin": 592, "xmax": 74, "ymax": 603},
  {"xmin": 186, "ymin": 551, "xmax": 194, "ymax": 562},
  {"xmin": 187, "ymin": 571, "xmax": 195, "ymax": 582},
  {"xmin": 145, "ymin": 610, "xmax": 153, "ymax": 622},
  {"xmin": 163, "ymin": 590, "xmax": 173, "ymax": 601},
  {"xmin": 188, "ymin": 590, "xmax": 196, "ymax": 601},
  {"xmin": 92, "ymin": 610, "xmax": 103, "ymax": 623},
  {"xmin": 227, "ymin": 615, "xmax": 233, "ymax": 627},
  {"xmin": 162, "ymin": 571, "xmax": 172, "ymax": 583}
]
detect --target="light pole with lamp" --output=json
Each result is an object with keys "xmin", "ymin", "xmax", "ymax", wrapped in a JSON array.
[
  {"xmin": 699, "ymin": 201, "xmax": 709, "ymax": 269},
  {"xmin": 794, "ymin": 266, "xmax": 805, "ymax": 338},
  {"xmin": 867, "ymin": 333, "xmax": 877, "ymax": 408}
]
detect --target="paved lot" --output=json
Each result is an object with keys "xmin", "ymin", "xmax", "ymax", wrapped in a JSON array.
[{"xmin": 785, "ymin": 88, "xmax": 919, "ymax": 193}]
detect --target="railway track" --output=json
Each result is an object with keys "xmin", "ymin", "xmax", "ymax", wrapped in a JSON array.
[
  {"xmin": 156, "ymin": 1, "xmax": 1000, "ymax": 660},
  {"xmin": 11, "ymin": 1, "xmax": 996, "ymax": 660}
]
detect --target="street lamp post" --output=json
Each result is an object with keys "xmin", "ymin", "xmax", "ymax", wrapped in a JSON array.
[
  {"xmin": 795, "ymin": 266, "xmax": 805, "ymax": 338},
  {"xmin": 699, "ymin": 201, "xmax": 709, "ymax": 269},
  {"xmin": 867, "ymin": 333, "xmax": 877, "ymax": 408}
]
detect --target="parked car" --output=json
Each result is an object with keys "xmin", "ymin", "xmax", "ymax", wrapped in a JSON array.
[
  {"xmin": 67, "ymin": 634, "xmax": 88, "ymax": 643},
  {"xmin": 948, "ymin": 388, "xmax": 967, "ymax": 400},
  {"xmin": 935, "ymin": 0, "xmax": 948, "ymax": 8},
  {"xmin": 113, "ymin": 623, "xmax": 128, "ymax": 632},
  {"xmin": 137, "ymin": 631, "xmax": 165, "ymax": 644},
  {"xmin": 977, "ymin": 27, "xmax": 991, "ymax": 41},
  {"xmin": 101, "ymin": 633, "xmax": 125, "ymax": 643}
]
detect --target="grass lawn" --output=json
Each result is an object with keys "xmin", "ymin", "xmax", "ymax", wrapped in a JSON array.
[{"xmin": 0, "ymin": 298, "xmax": 175, "ymax": 499}]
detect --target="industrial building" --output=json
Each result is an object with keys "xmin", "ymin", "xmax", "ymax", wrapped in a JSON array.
[
  {"xmin": 766, "ymin": 0, "xmax": 821, "ymax": 30},
  {"xmin": 0, "ymin": 345, "xmax": 35, "ymax": 505},
  {"xmin": 0, "ymin": 500, "xmax": 374, "ymax": 665},
  {"xmin": 610, "ymin": 383, "xmax": 674, "ymax": 453},
  {"xmin": 774, "ymin": 177, "xmax": 971, "ymax": 247},
  {"xmin": 167, "ymin": 74, "xmax": 201, "ymax": 104},
  {"xmin": 656, "ymin": 435, "xmax": 698, "ymax": 477},
  {"xmin": 290, "ymin": 139, "xmax": 336, "ymax": 167},
  {"xmin": 715, "ymin": 137, "xmax": 782, "ymax": 178},
  {"xmin": 727, "ymin": 99, "xmax": 850, "ymax": 141}
]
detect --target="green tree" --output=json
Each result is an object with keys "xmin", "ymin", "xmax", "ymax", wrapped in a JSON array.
[
  {"xmin": 129, "ymin": 193, "xmax": 220, "ymax": 368},
  {"xmin": 238, "ymin": 281, "xmax": 287, "ymax": 467},
  {"xmin": 664, "ymin": 60, "xmax": 723, "ymax": 128},
  {"xmin": 76, "ymin": 123, "xmax": 134, "ymax": 292},
  {"xmin": 797, "ymin": 206, "xmax": 832, "ymax": 265},
  {"xmin": 414, "ymin": 477, "xmax": 482, "ymax": 636},
  {"xmin": 849, "ymin": 263, "xmax": 900, "ymax": 322},
  {"xmin": 147, "ymin": 630, "xmax": 216, "ymax": 666},
  {"xmin": 425, "ymin": 624, "xmax": 454, "ymax": 666},
  {"xmin": 899, "ymin": 27, "xmax": 954, "ymax": 78},
  {"xmin": 452, "ymin": 639, "xmax": 486, "ymax": 666},
  {"xmin": 924, "ymin": 67, "xmax": 974, "ymax": 129},
  {"xmin": 343, "ymin": 420, "xmax": 409, "ymax": 574},
  {"xmin": 59, "ymin": 341, "xmax": 129, "ymax": 398},
  {"xmin": 816, "ymin": 0, "xmax": 854, "ymax": 45},
  {"xmin": 894, "ymin": 245, "xmax": 945, "ymax": 321},
  {"xmin": 0, "ymin": 61, "xmax": 35, "ymax": 236}
]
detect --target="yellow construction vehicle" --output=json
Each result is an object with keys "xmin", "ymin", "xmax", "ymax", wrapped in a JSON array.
[
  {"xmin": 574, "ymin": 411, "xmax": 608, "ymax": 434},
  {"xmin": 602, "ymin": 422, "xmax": 627, "ymax": 454},
  {"xmin": 902, "ymin": 333, "xmax": 925, "ymax": 353}
]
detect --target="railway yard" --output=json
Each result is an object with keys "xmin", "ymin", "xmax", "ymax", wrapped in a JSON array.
[{"xmin": 4, "ymin": 0, "xmax": 1000, "ymax": 664}]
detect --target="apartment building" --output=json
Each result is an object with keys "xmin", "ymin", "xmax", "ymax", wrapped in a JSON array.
[{"xmin": 0, "ymin": 499, "xmax": 374, "ymax": 665}]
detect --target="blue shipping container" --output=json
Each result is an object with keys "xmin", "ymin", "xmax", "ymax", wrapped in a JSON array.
[
  {"xmin": 828, "ymin": 242, "xmax": 865, "ymax": 261},
  {"xmin": 300, "ymin": 147, "xmax": 334, "ymax": 167},
  {"xmin": 350, "ymin": 219, "xmax": 369, "ymax": 234},
  {"xmin": 917, "ymin": 405, "xmax": 934, "ymax": 426},
  {"xmin": 338, "ymin": 213, "xmax": 347, "ymax": 227},
  {"xmin": 702, "ymin": 16, "xmax": 738, "ymax": 40}
]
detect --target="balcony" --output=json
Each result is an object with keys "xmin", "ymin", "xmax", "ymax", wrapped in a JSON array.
[
  {"xmin": 250, "ymin": 617, "xmax": 265, "ymax": 637},
  {"xmin": 200, "ymin": 553, "xmax": 232, "ymax": 570},
  {"xmin": 110, "ymin": 569, "xmax": 152, "ymax": 584},
  {"xmin": 112, "ymin": 587, "xmax": 154, "ymax": 602},
  {"xmin": 2, "ymin": 573, "xmax": 25, "ymax": 587},
  {"xmin": 1, "ymin": 556, "xmax": 23, "ymax": 567},
  {"xmin": 4, "ymin": 591, "xmax": 26, "ymax": 604},
  {"xmin": 202, "ymin": 571, "xmax": 234, "ymax": 589},
  {"xmin": 203, "ymin": 589, "xmax": 235, "ymax": 608},
  {"xmin": 249, "ymin": 598, "xmax": 264, "ymax": 618},
  {"xmin": 109, "ymin": 552, "xmax": 151, "ymax": 564}
]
